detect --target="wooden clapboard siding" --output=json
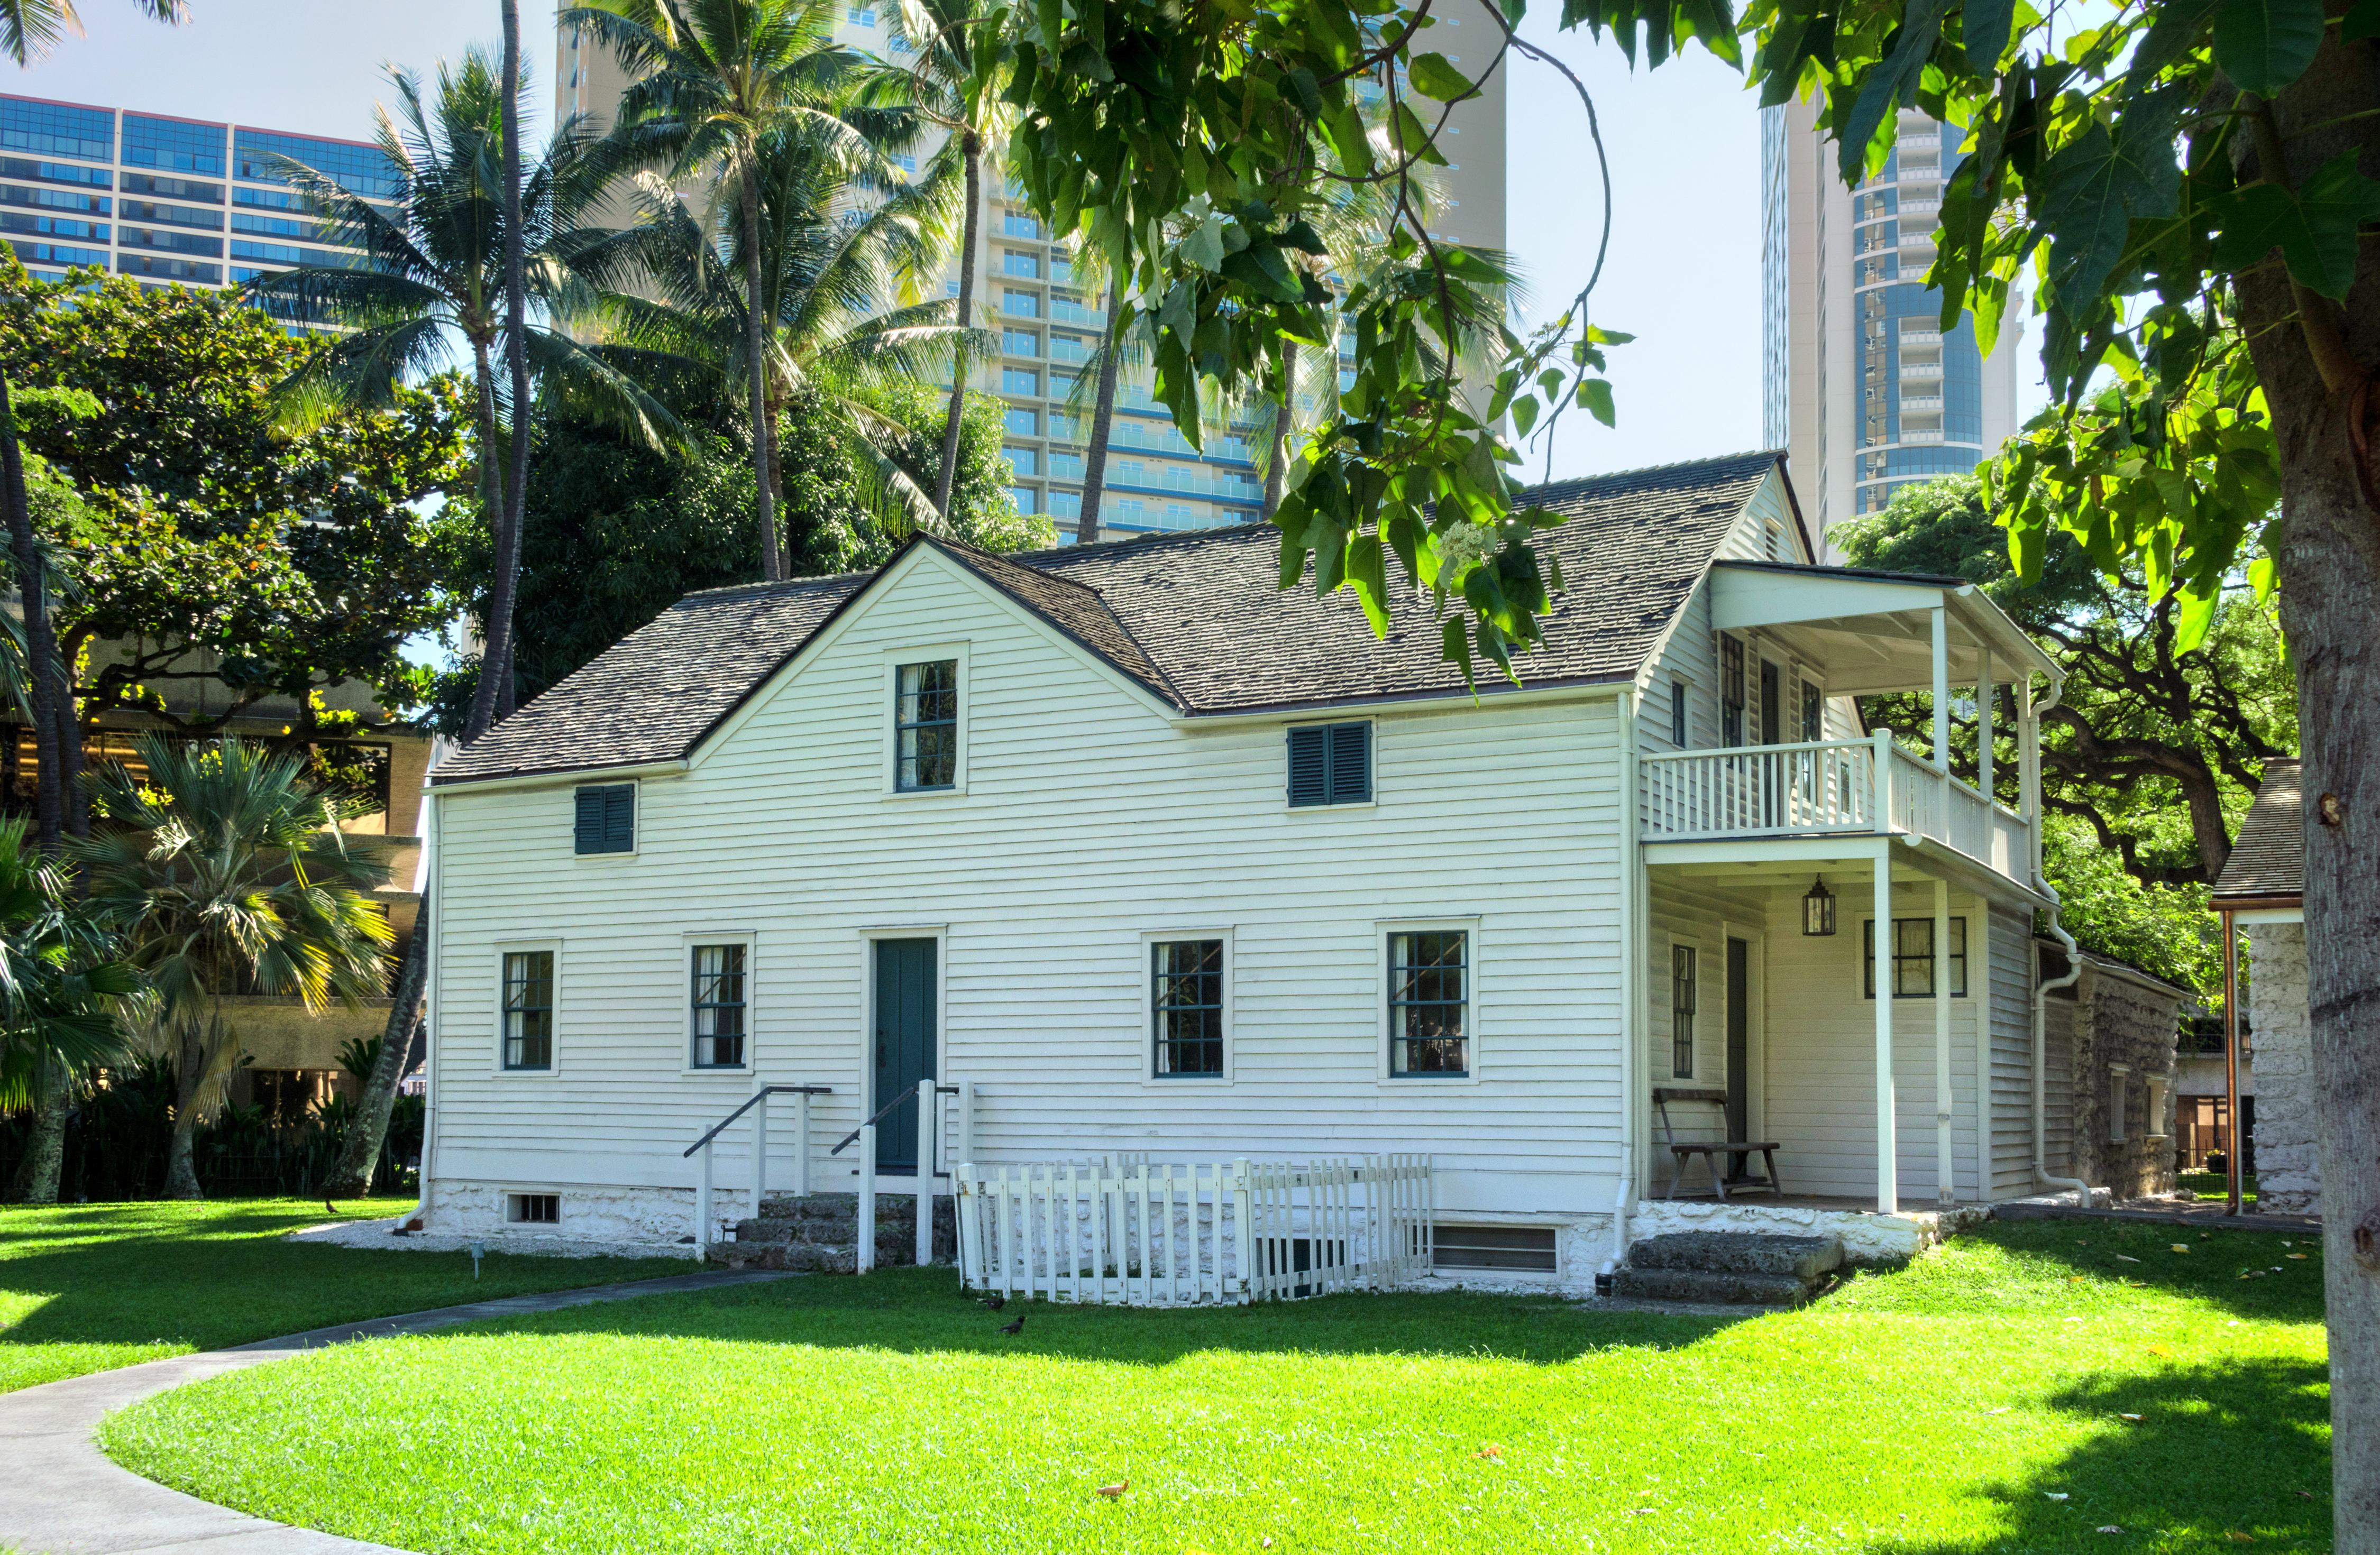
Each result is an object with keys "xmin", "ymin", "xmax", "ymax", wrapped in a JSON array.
[
  {"xmin": 1989, "ymin": 903, "xmax": 2042, "ymax": 1195},
  {"xmin": 430, "ymin": 545, "xmax": 1628, "ymax": 1217}
]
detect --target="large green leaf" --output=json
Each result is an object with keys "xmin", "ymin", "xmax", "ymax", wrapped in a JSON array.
[
  {"xmin": 2212, "ymin": 152, "xmax": 2380, "ymax": 299},
  {"xmin": 1837, "ymin": 0, "xmax": 1953, "ymax": 181},
  {"xmin": 2210, "ymin": 0, "xmax": 2326, "ymax": 96},
  {"xmin": 2034, "ymin": 87, "xmax": 2183, "ymax": 317},
  {"xmin": 1406, "ymin": 52, "xmax": 1472, "ymax": 103}
]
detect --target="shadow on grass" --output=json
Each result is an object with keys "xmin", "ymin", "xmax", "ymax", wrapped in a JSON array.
[
  {"xmin": 1874, "ymin": 1356, "xmax": 2331, "ymax": 1551},
  {"xmin": 1855, "ymin": 1219, "xmax": 2329, "ymax": 1325},
  {"xmin": 465, "ymin": 1262, "xmax": 1750, "ymax": 1365}
]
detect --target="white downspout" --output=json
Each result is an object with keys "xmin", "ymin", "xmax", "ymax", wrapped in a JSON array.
[
  {"xmin": 2024, "ymin": 673, "xmax": 2091, "ymax": 1205},
  {"xmin": 1604, "ymin": 688, "xmax": 1641, "ymax": 1277}
]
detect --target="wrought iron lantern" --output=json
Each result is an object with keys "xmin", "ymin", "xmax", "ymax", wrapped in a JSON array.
[{"xmin": 1802, "ymin": 876, "xmax": 1838, "ymax": 937}]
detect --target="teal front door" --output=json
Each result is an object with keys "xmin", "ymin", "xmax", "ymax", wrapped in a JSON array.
[{"xmin": 872, "ymin": 938, "xmax": 937, "ymax": 1173}]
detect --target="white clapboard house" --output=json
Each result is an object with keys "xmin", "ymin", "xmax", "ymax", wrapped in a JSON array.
[{"xmin": 413, "ymin": 450, "xmax": 2073, "ymax": 1293}]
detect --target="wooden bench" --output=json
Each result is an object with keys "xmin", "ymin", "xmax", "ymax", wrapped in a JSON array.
[{"xmin": 1652, "ymin": 1086, "xmax": 1783, "ymax": 1201}]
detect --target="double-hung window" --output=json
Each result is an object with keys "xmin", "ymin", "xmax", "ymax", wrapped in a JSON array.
[
  {"xmin": 895, "ymin": 659, "xmax": 958, "ymax": 790},
  {"xmin": 1388, "ymin": 930, "xmax": 1468, "ymax": 1076},
  {"xmin": 1151, "ymin": 940, "xmax": 1224, "ymax": 1076},
  {"xmin": 1719, "ymin": 636, "xmax": 1746, "ymax": 744},
  {"xmin": 502, "ymin": 950, "xmax": 554, "ymax": 1070},
  {"xmin": 1669, "ymin": 680, "xmax": 1690, "ymax": 746},
  {"xmin": 1863, "ymin": 917, "xmax": 1969, "ymax": 998},
  {"xmin": 691, "ymin": 944, "xmax": 748, "ymax": 1069},
  {"xmin": 1671, "ymin": 944, "xmax": 1697, "ymax": 1078}
]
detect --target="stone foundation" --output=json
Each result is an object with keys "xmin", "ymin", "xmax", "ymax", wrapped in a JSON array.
[
  {"xmin": 420, "ymin": 1178, "xmax": 716, "ymax": 1257},
  {"xmin": 1626, "ymin": 1199, "xmax": 1991, "ymax": 1265}
]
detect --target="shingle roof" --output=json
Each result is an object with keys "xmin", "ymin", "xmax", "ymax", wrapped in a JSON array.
[
  {"xmin": 2212, "ymin": 760, "xmax": 2303, "ymax": 901},
  {"xmin": 434, "ymin": 449, "xmax": 1782, "ymax": 786}
]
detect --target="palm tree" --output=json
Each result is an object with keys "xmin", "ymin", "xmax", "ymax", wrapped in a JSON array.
[
  {"xmin": 77, "ymin": 737, "xmax": 392, "ymax": 1201},
  {"xmin": 582, "ymin": 121, "xmax": 977, "ymax": 541},
  {"xmin": 887, "ymin": 0, "xmax": 1010, "ymax": 520},
  {"xmin": 564, "ymin": 0, "xmax": 882, "ymax": 581},
  {"xmin": 0, "ymin": 817, "xmax": 136, "ymax": 1204},
  {"xmin": 0, "ymin": 0, "xmax": 181, "ymax": 65},
  {"xmin": 245, "ymin": 52, "xmax": 675, "ymax": 741}
]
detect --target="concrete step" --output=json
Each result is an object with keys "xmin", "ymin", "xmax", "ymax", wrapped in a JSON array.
[
  {"xmin": 1609, "ymin": 1267, "xmax": 1817, "ymax": 1307},
  {"xmin": 1626, "ymin": 1232, "xmax": 1843, "ymax": 1282}
]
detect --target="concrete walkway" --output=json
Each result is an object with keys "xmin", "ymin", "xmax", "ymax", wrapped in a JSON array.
[{"xmin": 0, "ymin": 1268, "xmax": 792, "ymax": 1555}]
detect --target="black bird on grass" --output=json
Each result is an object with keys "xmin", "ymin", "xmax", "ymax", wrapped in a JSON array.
[
  {"xmin": 324, "ymin": 1199, "xmax": 338, "ymax": 1217},
  {"xmin": 982, "ymin": 1293, "xmax": 1006, "ymax": 1310},
  {"xmin": 999, "ymin": 1314, "xmax": 1026, "ymax": 1336}
]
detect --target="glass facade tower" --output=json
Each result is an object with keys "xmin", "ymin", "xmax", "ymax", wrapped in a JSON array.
[
  {"xmin": 1, "ymin": 91, "xmax": 392, "ymax": 293},
  {"xmin": 1760, "ymin": 97, "xmax": 2022, "ymax": 551}
]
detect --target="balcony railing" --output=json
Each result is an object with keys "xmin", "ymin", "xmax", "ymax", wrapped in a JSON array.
[{"xmin": 1641, "ymin": 734, "xmax": 2033, "ymax": 884}]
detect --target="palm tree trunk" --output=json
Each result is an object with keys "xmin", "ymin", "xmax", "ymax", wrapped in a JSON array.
[
  {"xmin": 466, "ymin": 0, "xmax": 534, "ymax": 739},
  {"xmin": 0, "ymin": 367, "xmax": 62, "ymax": 851},
  {"xmin": 163, "ymin": 1025, "xmax": 210, "ymax": 1201},
  {"xmin": 53, "ymin": 626, "xmax": 84, "ymax": 838},
  {"xmin": 6, "ymin": 1054, "xmax": 69, "ymax": 1204},
  {"xmin": 462, "ymin": 340, "xmax": 508, "ymax": 735},
  {"xmin": 1265, "ymin": 337, "xmax": 1296, "ymax": 518},
  {"xmin": 326, "ymin": 923, "xmax": 429, "ymax": 1199},
  {"xmin": 740, "ymin": 157, "xmax": 785, "ymax": 582},
  {"xmin": 933, "ymin": 130, "xmax": 982, "ymax": 519},
  {"xmin": 1077, "ymin": 301, "xmax": 1124, "ymax": 545}
]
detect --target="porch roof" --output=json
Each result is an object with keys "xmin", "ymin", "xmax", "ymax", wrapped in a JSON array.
[{"xmin": 1708, "ymin": 562, "xmax": 2060, "ymax": 696}]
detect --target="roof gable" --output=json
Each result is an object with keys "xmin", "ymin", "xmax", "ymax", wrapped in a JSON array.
[
  {"xmin": 2212, "ymin": 759, "xmax": 2303, "ymax": 901},
  {"xmin": 434, "ymin": 449, "xmax": 1783, "ymax": 787}
]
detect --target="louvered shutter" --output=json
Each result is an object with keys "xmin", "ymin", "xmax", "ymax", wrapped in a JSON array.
[
  {"xmin": 1286, "ymin": 726, "xmax": 1329, "ymax": 806},
  {"xmin": 1328, "ymin": 722, "xmax": 1371, "ymax": 804},
  {"xmin": 573, "ymin": 786, "xmax": 605, "ymax": 853}
]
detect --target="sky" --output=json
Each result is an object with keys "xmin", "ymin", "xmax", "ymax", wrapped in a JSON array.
[{"xmin": 16, "ymin": 3, "xmax": 1907, "ymax": 484}]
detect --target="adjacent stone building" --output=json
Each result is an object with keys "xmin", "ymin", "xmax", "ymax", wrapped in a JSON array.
[
  {"xmin": 2040, "ymin": 943, "xmax": 2188, "ymax": 1200},
  {"xmin": 2211, "ymin": 761, "xmax": 2317, "ymax": 1215}
]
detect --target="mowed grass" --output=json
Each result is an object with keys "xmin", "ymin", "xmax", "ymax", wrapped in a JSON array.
[
  {"xmin": 102, "ymin": 1220, "xmax": 2330, "ymax": 1554},
  {"xmin": 0, "ymin": 1200, "xmax": 686, "ymax": 1392}
]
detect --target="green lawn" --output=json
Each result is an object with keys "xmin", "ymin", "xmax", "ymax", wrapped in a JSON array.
[
  {"xmin": 0, "ymin": 1199, "xmax": 686, "ymax": 1393},
  {"xmin": 2178, "ymin": 1171, "xmax": 2260, "ymax": 1204},
  {"xmin": 101, "ymin": 1219, "xmax": 2329, "ymax": 1554}
]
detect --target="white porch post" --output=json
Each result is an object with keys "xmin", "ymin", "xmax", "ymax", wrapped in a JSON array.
[
  {"xmin": 1975, "ymin": 651, "xmax": 1995, "ymax": 799},
  {"xmin": 1934, "ymin": 874, "xmax": 1954, "ymax": 1207},
  {"xmin": 753, "ymin": 1089, "xmax": 769, "ymax": 1210},
  {"xmin": 857, "ymin": 1124, "xmax": 877, "ymax": 1273},
  {"xmin": 1929, "ymin": 605, "xmax": 1951, "ymax": 771},
  {"xmin": 1873, "ymin": 845, "xmax": 1898, "ymax": 1213},
  {"xmin": 917, "ymin": 1085, "xmax": 939, "ymax": 1267}
]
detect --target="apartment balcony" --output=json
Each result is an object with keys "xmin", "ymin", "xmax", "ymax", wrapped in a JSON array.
[
  {"xmin": 1900, "ymin": 327, "xmax": 1943, "ymax": 347},
  {"xmin": 1900, "ymin": 361, "xmax": 1945, "ymax": 381},
  {"xmin": 1899, "ymin": 427, "xmax": 1946, "ymax": 444}
]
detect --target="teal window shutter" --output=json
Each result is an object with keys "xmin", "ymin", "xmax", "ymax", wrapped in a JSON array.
[
  {"xmin": 1287, "ymin": 722, "xmax": 1370, "ymax": 807},
  {"xmin": 574, "ymin": 784, "xmax": 634, "ymax": 854}
]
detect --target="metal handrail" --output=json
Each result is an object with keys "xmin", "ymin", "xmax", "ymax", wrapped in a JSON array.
[
  {"xmin": 830, "ymin": 1080, "xmax": 959, "ymax": 1155},
  {"xmin": 683, "ymin": 1084, "xmax": 832, "ymax": 1159}
]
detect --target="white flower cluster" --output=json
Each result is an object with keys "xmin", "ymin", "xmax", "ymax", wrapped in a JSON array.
[{"xmin": 1437, "ymin": 520, "xmax": 1502, "ymax": 571}]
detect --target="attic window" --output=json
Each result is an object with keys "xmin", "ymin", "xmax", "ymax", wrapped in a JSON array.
[
  {"xmin": 1287, "ymin": 722, "xmax": 1370, "ymax": 807},
  {"xmin": 895, "ymin": 659, "xmax": 959, "ymax": 791},
  {"xmin": 573, "ymin": 784, "xmax": 634, "ymax": 854}
]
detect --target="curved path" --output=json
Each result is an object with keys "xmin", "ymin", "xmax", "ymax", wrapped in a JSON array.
[{"xmin": 0, "ymin": 1268, "xmax": 791, "ymax": 1554}]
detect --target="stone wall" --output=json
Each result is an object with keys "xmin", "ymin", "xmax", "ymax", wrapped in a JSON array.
[
  {"xmin": 2067, "ymin": 962, "xmax": 2185, "ymax": 1200},
  {"xmin": 2246, "ymin": 922, "xmax": 2319, "ymax": 1214}
]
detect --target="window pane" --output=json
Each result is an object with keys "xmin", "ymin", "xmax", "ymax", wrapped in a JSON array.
[
  {"xmin": 1388, "ymin": 931, "xmax": 1467, "ymax": 1075},
  {"xmin": 1671, "ymin": 944, "xmax": 1696, "ymax": 1078},
  {"xmin": 1152, "ymin": 940, "xmax": 1224, "ymax": 1075},
  {"xmin": 895, "ymin": 660, "xmax": 958, "ymax": 790},
  {"xmin": 692, "ymin": 943, "xmax": 747, "ymax": 1068},
  {"xmin": 502, "ymin": 950, "xmax": 554, "ymax": 1070}
]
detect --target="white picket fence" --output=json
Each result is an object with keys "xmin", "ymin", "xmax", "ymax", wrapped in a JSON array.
[{"xmin": 953, "ymin": 1155, "xmax": 1434, "ymax": 1305}]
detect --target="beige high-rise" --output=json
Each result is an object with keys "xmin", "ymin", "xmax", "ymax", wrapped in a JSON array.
[
  {"xmin": 1761, "ymin": 95, "xmax": 2023, "ymax": 556},
  {"xmin": 557, "ymin": 5, "xmax": 1505, "ymax": 542}
]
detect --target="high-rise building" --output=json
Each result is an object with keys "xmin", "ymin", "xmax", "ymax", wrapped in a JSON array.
[
  {"xmin": 556, "ymin": 5, "xmax": 1506, "ymax": 542},
  {"xmin": 1761, "ymin": 95, "xmax": 2022, "ymax": 553},
  {"xmin": 0, "ymin": 91, "xmax": 393, "ymax": 294}
]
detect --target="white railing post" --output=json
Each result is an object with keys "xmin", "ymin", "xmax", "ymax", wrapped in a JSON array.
[
  {"xmin": 1871, "ymin": 728, "xmax": 1894, "ymax": 834},
  {"xmin": 857, "ymin": 1124, "xmax": 877, "ymax": 1273},
  {"xmin": 956, "ymin": 1079, "xmax": 974, "ymax": 1171},
  {"xmin": 795, "ymin": 1089, "xmax": 811, "ymax": 1199},
  {"xmin": 917, "ymin": 1085, "xmax": 939, "ymax": 1268},
  {"xmin": 696, "ymin": 1140, "xmax": 714, "ymax": 1252},
  {"xmin": 753, "ymin": 1089, "xmax": 769, "ymax": 1212}
]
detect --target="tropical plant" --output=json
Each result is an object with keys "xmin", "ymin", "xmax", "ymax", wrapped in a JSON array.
[
  {"xmin": 0, "ymin": 817, "xmax": 138, "ymax": 1203},
  {"xmin": 242, "ymin": 50, "xmax": 675, "ymax": 739},
  {"xmin": 581, "ymin": 117, "xmax": 973, "ymax": 539},
  {"xmin": 76, "ymin": 736, "xmax": 392, "ymax": 1201},
  {"xmin": 0, "ymin": 0, "xmax": 181, "ymax": 65},
  {"xmin": 562, "ymin": 0, "xmax": 885, "ymax": 581},
  {"xmin": 887, "ymin": 0, "xmax": 1013, "ymax": 518}
]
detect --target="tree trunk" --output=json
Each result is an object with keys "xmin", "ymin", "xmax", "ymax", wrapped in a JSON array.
[
  {"xmin": 1265, "ymin": 336, "xmax": 1296, "ymax": 518},
  {"xmin": 2233, "ymin": 27, "xmax": 2380, "ymax": 1553},
  {"xmin": 934, "ymin": 130, "xmax": 982, "ymax": 520},
  {"xmin": 163, "ymin": 1010, "xmax": 239, "ymax": 1201},
  {"xmin": 326, "ymin": 923, "xmax": 429, "ymax": 1200},
  {"xmin": 462, "ymin": 335, "xmax": 511, "ymax": 742},
  {"xmin": 0, "ymin": 367, "xmax": 62, "ymax": 852},
  {"xmin": 1077, "ymin": 302, "xmax": 1124, "ymax": 545},
  {"xmin": 5, "ymin": 1054, "xmax": 69, "ymax": 1204},
  {"xmin": 464, "ymin": 0, "xmax": 535, "ymax": 740},
  {"xmin": 740, "ymin": 157, "xmax": 784, "ymax": 582}
]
